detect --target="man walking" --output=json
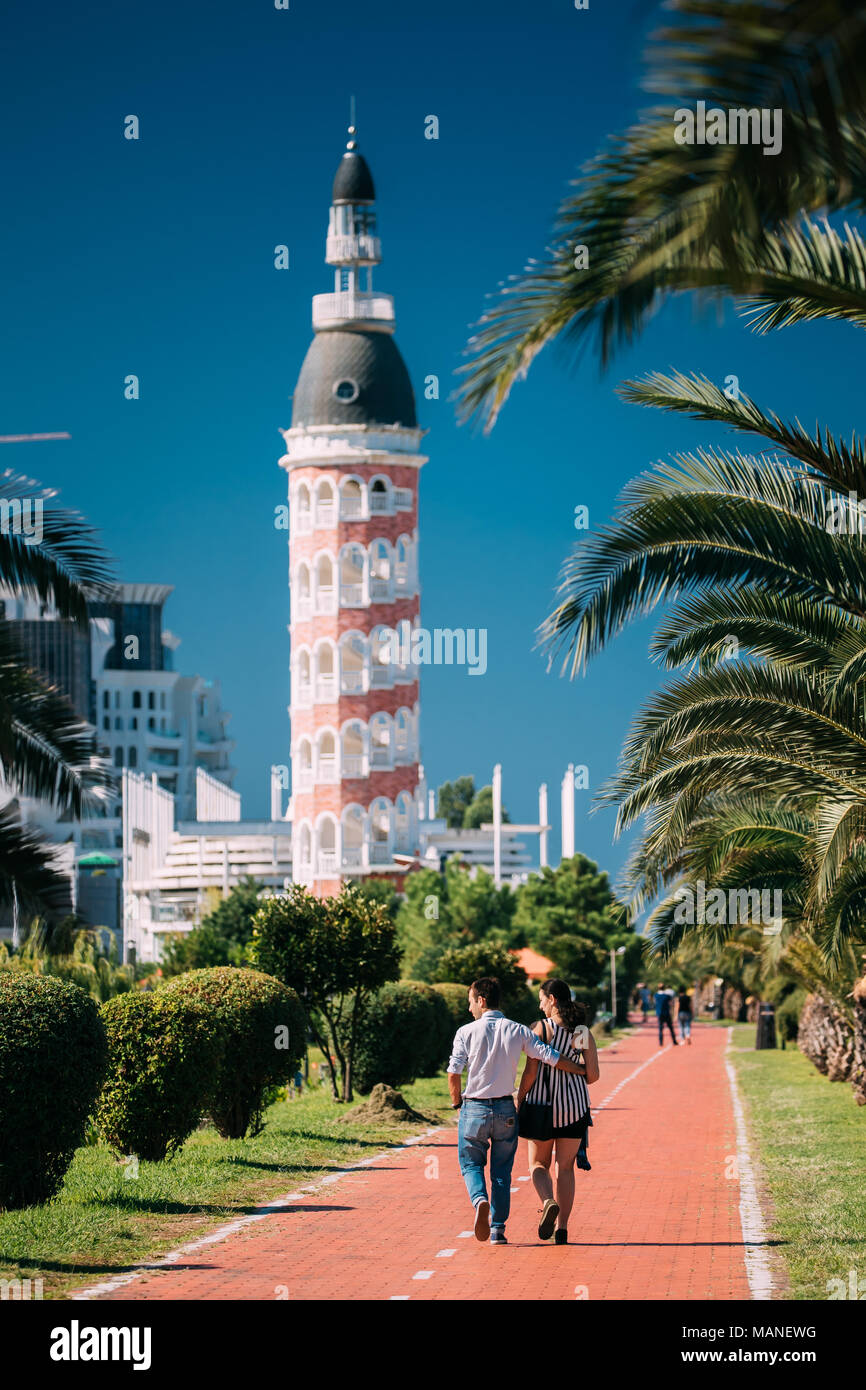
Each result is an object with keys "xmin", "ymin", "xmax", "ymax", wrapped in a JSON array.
[
  {"xmin": 447, "ymin": 977, "xmax": 586, "ymax": 1245},
  {"xmin": 654, "ymin": 982, "xmax": 678, "ymax": 1047}
]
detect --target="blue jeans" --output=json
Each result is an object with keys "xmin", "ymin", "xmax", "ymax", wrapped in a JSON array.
[
  {"xmin": 457, "ymin": 1097, "xmax": 518, "ymax": 1229},
  {"xmin": 680, "ymin": 1014, "xmax": 692, "ymax": 1039}
]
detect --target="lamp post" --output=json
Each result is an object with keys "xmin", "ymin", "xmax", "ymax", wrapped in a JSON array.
[{"xmin": 610, "ymin": 945, "xmax": 627, "ymax": 1020}]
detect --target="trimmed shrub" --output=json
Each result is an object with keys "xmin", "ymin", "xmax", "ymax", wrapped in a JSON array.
[
  {"xmin": 432, "ymin": 982, "xmax": 472, "ymax": 1035},
  {"xmin": 432, "ymin": 943, "xmax": 538, "ymax": 1025},
  {"xmin": 96, "ymin": 992, "xmax": 222, "ymax": 1161},
  {"xmin": 776, "ymin": 987, "xmax": 806, "ymax": 1044},
  {"xmin": 354, "ymin": 982, "xmax": 439, "ymax": 1093},
  {"xmin": 401, "ymin": 980, "xmax": 453, "ymax": 1076},
  {"xmin": 0, "ymin": 973, "xmax": 107, "ymax": 1209},
  {"xmin": 162, "ymin": 966, "xmax": 305, "ymax": 1138}
]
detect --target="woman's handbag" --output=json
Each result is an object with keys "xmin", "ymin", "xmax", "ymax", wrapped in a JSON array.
[{"xmin": 518, "ymin": 1024, "xmax": 555, "ymax": 1140}]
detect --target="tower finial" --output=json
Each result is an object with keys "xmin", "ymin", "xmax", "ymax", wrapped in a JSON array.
[{"xmin": 347, "ymin": 94, "xmax": 357, "ymax": 149}]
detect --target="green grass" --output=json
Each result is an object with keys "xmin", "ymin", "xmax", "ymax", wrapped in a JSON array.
[
  {"xmin": 730, "ymin": 1023, "xmax": 866, "ymax": 1300},
  {"xmin": 0, "ymin": 1073, "xmax": 453, "ymax": 1300}
]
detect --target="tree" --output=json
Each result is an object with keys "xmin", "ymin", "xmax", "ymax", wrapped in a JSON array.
[
  {"xmin": 431, "ymin": 942, "xmax": 537, "ymax": 1026},
  {"xmin": 161, "ymin": 877, "xmax": 264, "ymax": 976},
  {"xmin": 397, "ymin": 859, "xmax": 517, "ymax": 980},
  {"xmin": 462, "ymin": 784, "xmax": 510, "ymax": 830},
  {"xmin": 437, "ymin": 777, "xmax": 476, "ymax": 829},
  {"xmin": 249, "ymin": 883, "xmax": 400, "ymax": 1101}
]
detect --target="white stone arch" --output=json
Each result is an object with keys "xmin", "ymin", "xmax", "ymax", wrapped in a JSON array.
[
  {"xmin": 339, "ymin": 629, "xmax": 368, "ymax": 694},
  {"xmin": 368, "ymin": 796, "xmax": 393, "ymax": 864},
  {"xmin": 341, "ymin": 802, "xmax": 365, "ymax": 868},
  {"xmin": 294, "ymin": 736, "xmax": 313, "ymax": 788},
  {"xmin": 315, "ymin": 477, "xmax": 336, "ymax": 528},
  {"xmin": 313, "ymin": 549, "xmax": 336, "ymax": 614},
  {"xmin": 295, "ymin": 818, "xmax": 313, "ymax": 870},
  {"xmin": 368, "ymin": 474, "xmax": 392, "ymax": 515},
  {"xmin": 370, "ymin": 624, "xmax": 394, "ymax": 689},
  {"xmin": 315, "ymin": 811, "xmax": 338, "ymax": 875},
  {"xmin": 394, "ymin": 533, "xmax": 411, "ymax": 593},
  {"xmin": 340, "ymin": 716, "xmax": 367, "ymax": 778},
  {"xmin": 293, "ymin": 645, "xmax": 312, "ymax": 705},
  {"xmin": 394, "ymin": 706, "xmax": 412, "ymax": 763},
  {"xmin": 369, "ymin": 538, "xmax": 393, "ymax": 601},
  {"xmin": 294, "ymin": 481, "xmax": 312, "ymax": 533},
  {"xmin": 339, "ymin": 542, "xmax": 367, "ymax": 607},
  {"xmin": 369, "ymin": 711, "xmax": 393, "ymax": 769},
  {"xmin": 313, "ymin": 636, "xmax": 337, "ymax": 702},
  {"xmin": 339, "ymin": 474, "xmax": 366, "ymax": 520},
  {"xmin": 395, "ymin": 790, "xmax": 413, "ymax": 852},
  {"xmin": 315, "ymin": 725, "xmax": 338, "ymax": 782}
]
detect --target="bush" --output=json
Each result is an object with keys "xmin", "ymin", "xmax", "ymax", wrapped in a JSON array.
[
  {"xmin": 776, "ymin": 987, "xmax": 806, "ymax": 1043},
  {"xmin": 432, "ymin": 982, "xmax": 472, "ymax": 1035},
  {"xmin": 0, "ymin": 973, "xmax": 107, "ymax": 1209},
  {"xmin": 96, "ymin": 992, "xmax": 222, "ymax": 1161},
  {"xmin": 354, "ymin": 982, "xmax": 440, "ymax": 1093},
  {"xmin": 433, "ymin": 943, "xmax": 539, "ymax": 1025},
  {"xmin": 162, "ymin": 966, "xmax": 305, "ymax": 1138},
  {"xmin": 401, "ymin": 980, "xmax": 453, "ymax": 1076}
]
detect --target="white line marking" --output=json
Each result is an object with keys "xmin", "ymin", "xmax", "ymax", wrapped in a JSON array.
[
  {"xmin": 725, "ymin": 1027, "xmax": 774, "ymax": 1301},
  {"xmin": 389, "ymin": 1295, "xmax": 410, "ymax": 1300},
  {"xmin": 71, "ymin": 1127, "xmax": 443, "ymax": 1300},
  {"xmin": 592, "ymin": 1046, "xmax": 666, "ymax": 1114},
  {"xmin": 412, "ymin": 1271, "xmax": 433, "ymax": 1280},
  {"xmin": 458, "ymin": 1230, "xmax": 473, "ymax": 1238},
  {"xmin": 510, "ymin": 1186, "xmax": 519, "ymax": 1193},
  {"xmin": 517, "ymin": 1175, "xmax": 530, "ymax": 1182},
  {"xmin": 436, "ymin": 1249, "xmax": 456, "ymax": 1258}
]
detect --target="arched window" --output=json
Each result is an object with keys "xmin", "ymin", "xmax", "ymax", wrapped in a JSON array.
[
  {"xmin": 295, "ymin": 562, "xmax": 312, "ymax": 620},
  {"xmin": 315, "ymin": 554, "xmax": 335, "ymax": 613},
  {"xmin": 370, "ymin": 798, "xmax": 392, "ymax": 863},
  {"xmin": 370, "ymin": 713, "xmax": 392, "ymax": 768},
  {"xmin": 395, "ymin": 535, "xmax": 410, "ymax": 590},
  {"xmin": 340, "ymin": 543, "xmax": 366, "ymax": 607},
  {"xmin": 316, "ymin": 479, "xmax": 336, "ymax": 527},
  {"xmin": 295, "ymin": 482, "xmax": 312, "ymax": 532},
  {"xmin": 340, "ymin": 477, "xmax": 364, "ymax": 520},
  {"xmin": 342, "ymin": 805, "xmax": 364, "ymax": 867},
  {"xmin": 369, "ymin": 477, "xmax": 390, "ymax": 514},
  {"xmin": 317, "ymin": 816, "xmax": 337, "ymax": 875},
  {"xmin": 128, "ymin": 746, "xmax": 138, "ymax": 769},
  {"xmin": 298, "ymin": 822, "xmax": 312, "ymax": 866},
  {"xmin": 395, "ymin": 708, "xmax": 410, "ymax": 761},
  {"xmin": 395, "ymin": 792, "xmax": 412, "ymax": 852},
  {"xmin": 114, "ymin": 747, "xmax": 123, "ymax": 768},
  {"xmin": 341, "ymin": 721, "xmax": 365, "ymax": 778},
  {"xmin": 315, "ymin": 641, "xmax": 336, "ymax": 701},
  {"xmin": 316, "ymin": 730, "xmax": 337, "ymax": 782},
  {"xmin": 370, "ymin": 626, "xmax": 394, "ymax": 688},
  {"xmin": 369, "ymin": 540, "xmax": 392, "ymax": 601},
  {"xmin": 295, "ymin": 649, "xmax": 312, "ymax": 705},
  {"xmin": 296, "ymin": 738, "xmax": 313, "ymax": 788},
  {"xmin": 340, "ymin": 632, "xmax": 366, "ymax": 693}
]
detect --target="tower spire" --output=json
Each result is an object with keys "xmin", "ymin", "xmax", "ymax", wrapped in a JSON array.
[{"xmin": 315, "ymin": 128, "xmax": 395, "ymax": 334}]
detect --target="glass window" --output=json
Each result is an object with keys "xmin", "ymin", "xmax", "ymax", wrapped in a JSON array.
[
  {"xmin": 132, "ymin": 691, "xmax": 142, "ymax": 708},
  {"xmin": 128, "ymin": 747, "xmax": 138, "ymax": 768},
  {"xmin": 102, "ymin": 691, "xmax": 109, "ymax": 709},
  {"xmin": 148, "ymin": 692, "xmax": 155, "ymax": 710},
  {"xmin": 114, "ymin": 747, "xmax": 123, "ymax": 767}
]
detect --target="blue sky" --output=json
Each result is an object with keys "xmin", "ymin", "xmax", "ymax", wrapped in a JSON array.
[{"xmin": 2, "ymin": 0, "xmax": 861, "ymax": 885}]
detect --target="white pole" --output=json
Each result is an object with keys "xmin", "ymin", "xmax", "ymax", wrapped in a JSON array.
[
  {"xmin": 539, "ymin": 783, "xmax": 549, "ymax": 869},
  {"xmin": 610, "ymin": 947, "xmax": 617, "ymax": 1018},
  {"xmin": 428, "ymin": 789, "xmax": 435, "ymax": 819},
  {"xmin": 270, "ymin": 766, "xmax": 283, "ymax": 821},
  {"xmin": 561, "ymin": 764, "xmax": 575, "ymax": 860},
  {"xmin": 492, "ymin": 763, "xmax": 502, "ymax": 887}
]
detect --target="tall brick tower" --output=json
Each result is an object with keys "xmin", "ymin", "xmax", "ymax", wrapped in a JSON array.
[{"xmin": 280, "ymin": 127, "xmax": 427, "ymax": 897}]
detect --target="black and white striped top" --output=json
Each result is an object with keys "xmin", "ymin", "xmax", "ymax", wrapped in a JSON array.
[{"xmin": 525, "ymin": 1018, "xmax": 589, "ymax": 1129}]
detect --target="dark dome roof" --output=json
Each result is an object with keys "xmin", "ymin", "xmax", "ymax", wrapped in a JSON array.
[
  {"xmin": 292, "ymin": 329, "xmax": 417, "ymax": 429},
  {"xmin": 332, "ymin": 149, "xmax": 375, "ymax": 203}
]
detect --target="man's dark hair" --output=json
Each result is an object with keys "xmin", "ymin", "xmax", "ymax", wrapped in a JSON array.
[{"xmin": 471, "ymin": 976, "xmax": 501, "ymax": 1009}]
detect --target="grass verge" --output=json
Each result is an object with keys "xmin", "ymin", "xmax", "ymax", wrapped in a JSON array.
[{"xmin": 730, "ymin": 1023, "xmax": 866, "ymax": 1300}]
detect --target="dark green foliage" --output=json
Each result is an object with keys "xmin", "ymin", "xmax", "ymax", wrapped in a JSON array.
[
  {"xmin": 401, "ymin": 980, "xmax": 453, "ymax": 1076},
  {"xmin": 776, "ymin": 988, "xmax": 807, "ymax": 1043},
  {"xmin": 462, "ymin": 784, "xmax": 510, "ymax": 830},
  {"xmin": 432, "ymin": 982, "xmax": 472, "ymax": 1034},
  {"xmin": 96, "ymin": 992, "xmax": 222, "ymax": 1161},
  {"xmin": 353, "ymin": 876, "xmax": 401, "ymax": 922},
  {"xmin": 161, "ymin": 878, "xmax": 264, "ymax": 976},
  {"xmin": 399, "ymin": 860, "xmax": 517, "ymax": 980},
  {"xmin": 436, "ymin": 777, "xmax": 476, "ymax": 829},
  {"xmin": 249, "ymin": 883, "xmax": 401, "ymax": 1101},
  {"xmin": 432, "ymin": 943, "xmax": 538, "ymax": 1026},
  {"xmin": 354, "ymin": 982, "xmax": 442, "ymax": 1093},
  {"xmin": 161, "ymin": 967, "xmax": 305, "ymax": 1138},
  {"xmin": 0, "ymin": 973, "xmax": 106, "ymax": 1208}
]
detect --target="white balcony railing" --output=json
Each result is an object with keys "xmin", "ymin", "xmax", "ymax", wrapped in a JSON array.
[
  {"xmin": 295, "ymin": 596, "xmax": 312, "ymax": 620},
  {"xmin": 369, "ymin": 577, "xmax": 390, "ymax": 601},
  {"xmin": 371, "ymin": 746, "xmax": 391, "ymax": 768},
  {"xmin": 316, "ymin": 587, "xmax": 338, "ymax": 614},
  {"xmin": 340, "ymin": 582, "xmax": 364, "ymax": 607},
  {"xmin": 370, "ymin": 665, "xmax": 390, "ymax": 688},
  {"xmin": 341, "ymin": 669, "xmax": 364, "ymax": 693},
  {"xmin": 342, "ymin": 845, "xmax": 363, "ymax": 867},
  {"xmin": 342, "ymin": 754, "xmax": 365, "ymax": 777},
  {"xmin": 340, "ymin": 495, "xmax": 364, "ymax": 519},
  {"xmin": 295, "ymin": 682, "xmax": 312, "ymax": 707},
  {"xmin": 315, "ymin": 676, "xmax": 336, "ymax": 702},
  {"xmin": 394, "ymin": 488, "xmax": 413, "ymax": 509},
  {"xmin": 316, "ymin": 500, "xmax": 336, "ymax": 527},
  {"xmin": 294, "ymin": 511, "xmax": 312, "ymax": 534},
  {"xmin": 317, "ymin": 756, "xmax": 337, "ymax": 783},
  {"xmin": 296, "ymin": 766, "xmax": 313, "ymax": 788},
  {"xmin": 326, "ymin": 233, "xmax": 381, "ymax": 264},
  {"xmin": 370, "ymin": 492, "xmax": 390, "ymax": 513},
  {"xmin": 318, "ymin": 852, "xmax": 338, "ymax": 875},
  {"xmin": 370, "ymin": 843, "xmax": 390, "ymax": 864},
  {"xmin": 312, "ymin": 292, "xmax": 395, "ymax": 330}
]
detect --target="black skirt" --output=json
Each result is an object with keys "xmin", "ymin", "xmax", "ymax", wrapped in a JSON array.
[{"xmin": 550, "ymin": 1112, "xmax": 590, "ymax": 1140}]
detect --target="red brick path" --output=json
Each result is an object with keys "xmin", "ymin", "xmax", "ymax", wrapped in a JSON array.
[{"xmin": 77, "ymin": 1018, "xmax": 752, "ymax": 1301}]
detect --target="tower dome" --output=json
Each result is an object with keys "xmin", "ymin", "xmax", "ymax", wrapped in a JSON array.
[
  {"xmin": 332, "ymin": 149, "xmax": 375, "ymax": 204},
  {"xmin": 291, "ymin": 329, "xmax": 417, "ymax": 429}
]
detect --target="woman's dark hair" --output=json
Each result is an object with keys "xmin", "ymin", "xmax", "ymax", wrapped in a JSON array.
[{"xmin": 540, "ymin": 979, "xmax": 586, "ymax": 1033}]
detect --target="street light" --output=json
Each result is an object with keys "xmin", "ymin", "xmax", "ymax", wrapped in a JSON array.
[{"xmin": 610, "ymin": 944, "xmax": 627, "ymax": 1019}]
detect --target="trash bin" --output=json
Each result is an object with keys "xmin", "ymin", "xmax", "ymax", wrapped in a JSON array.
[{"xmin": 755, "ymin": 1001, "xmax": 777, "ymax": 1050}]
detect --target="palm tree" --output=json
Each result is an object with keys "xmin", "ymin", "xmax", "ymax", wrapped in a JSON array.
[
  {"xmin": 0, "ymin": 471, "xmax": 114, "ymax": 917},
  {"xmin": 459, "ymin": 0, "xmax": 866, "ymax": 428}
]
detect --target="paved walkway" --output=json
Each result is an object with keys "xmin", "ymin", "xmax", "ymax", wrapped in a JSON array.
[{"xmin": 76, "ymin": 1018, "xmax": 756, "ymax": 1301}]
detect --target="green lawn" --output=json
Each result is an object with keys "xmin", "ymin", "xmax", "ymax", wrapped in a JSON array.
[
  {"xmin": 730, "ymin": 1024, "xmax": 866, "ymax": 1300},
  {"xmin": 0, "ymin": 1073, "xmax": 454, "ymax": 1300}
]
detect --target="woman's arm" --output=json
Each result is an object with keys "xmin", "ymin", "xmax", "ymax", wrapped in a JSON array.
[
  {"xmin": 583, "ymin": 1030, "xmax": 600, "ymax": 1085},
  {"xmin": 517, "ymin": 1023, "xmax": 544, "ymax": 1106}
]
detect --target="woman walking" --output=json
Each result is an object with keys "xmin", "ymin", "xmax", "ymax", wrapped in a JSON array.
[
  {"xmin": 677, "ymin": 988, "xmax": 693, "ymax": 1045},
  {"xmin": 517, "ymin": 979, "xmax": 599, "ymax": 1245}
]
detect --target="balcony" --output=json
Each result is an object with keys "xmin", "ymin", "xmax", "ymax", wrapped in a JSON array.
[
  {"xmin": 296, "ymin": 766, "xmax": 313, "ymax": 788},
  {"xmin": 339, "ymin": 494, "xmax": 364, "ymax": 520},
  {"xmin": 316, "ymin": 500, "xmax": 336, "ymax": 527},
  {"xmin": 294, "ymin": 510, "xmax": 312, "ymax": 534},
  {"xmin": 370, "ymin": 664, "xmax": 391, "ymax": 688},
  {"xmin": 342, "ymin": 845, "xmax": 363, "ymax": 867},
  {"xmin": 369, "ymin": 577, "xmax": 390, "ymax": 601},
  {"xmin": 147, "ymin": 728, "xmax": 181, "ymax": 744},
  {"xmin": 315, "ymin": 675, "xmax": 336, "ymax": 703},
  {"xmin": 294, "ymin": 596, "xmax": 312, "ymax": 621},
  {"xmin": 316, "ymin": 587, "xmax": 338, "ymax": 615},
  {"xmin": 312, "ymin": 292, "xmax": 395, "ymax": 331},
  {"xmin": 318, "ymin": 852, "xmax": 338, "ymax": 876},
  {"xmin": 341, "ymin": 669, "xmax": 364, "ymax": 694},
  {"xmin": 394, "ymin": 488, "xmax": 413, "ymax": 509},
  {"xmin": 340, "ymin": 582, "xmax": 364, "ymax": 607},
  {"xmin": 147, "ymin": 752, "xmax": 178, "ymax": 769},
  {"xmin": 370, "ymin": 745, "xmax": 391, "ymax": 768},
  {"xmin": 342, "ymin": 754, "xmax": 365, "ymax": 777},
  {"xmin": 326, "ymin": 233, "xmax": 382, "ymax": 264},
  {"xmin": 369, "ymin": 492, "xmax": 390, "ymax": 514},
  {"xmin": 294, "ymin": 682, "xmax": 312, "ymax": 707},
  {"xmin": 370, "ymin": 842, "xmax": 390, "ymax": 864},
  {"xmin": 317, "ymin": 756, "xmax": 337, "ymax": 783}
]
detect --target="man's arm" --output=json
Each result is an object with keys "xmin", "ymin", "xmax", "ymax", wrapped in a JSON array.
[
  {"xmin": 448, "ymin": 1072, "xmax": 462, "ymax": 1106},
  {"xmin": 446, "ymin": 1028, "xmax": 468, "ymax": 1107}
]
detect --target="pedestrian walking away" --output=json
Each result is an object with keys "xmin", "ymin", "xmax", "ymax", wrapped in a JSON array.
[
  {"xmin": 654, "ymin": 983, "xmax": 678, "ymax": 1047},
  {"xmin": 677, "ymin": 988, "xmax": 693, "ymax": 1045},
  {"xmin": 447, "ymin": 976, "xmax": 585, "ymax": 1245}
]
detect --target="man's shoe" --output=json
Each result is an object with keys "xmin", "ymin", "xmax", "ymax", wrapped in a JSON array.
[
  {"xmin": 490, "ymin": 1228, "xmax": 508, "ymax": 1244},
  {"xmin": 538, "ymin": 1197, "xmax": 560, "ymax": 1241},
  {"xmin": 554, "ymin": 1229, "xmax": 568, "ymax": 1245},
  {"xmin": 474, "ymin": 1200, "xmax": 490, "ymax": 1242}
]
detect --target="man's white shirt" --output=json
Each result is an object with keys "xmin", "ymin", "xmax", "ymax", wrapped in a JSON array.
[{"xmin": 447, "ymin": 1009, "xmax": 561, "ymax": 1098}]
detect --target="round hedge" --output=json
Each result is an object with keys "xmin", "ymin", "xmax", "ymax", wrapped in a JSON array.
[
  {"xmin": 432, "ymin": 982, "xmax": 472, "ymax": 1035},
  {"xmin": 162, "ymin": 966, "xmax": 305, "ymax": 1138},
  {"xmin": 401, "ymin": 980, "xmax": 453, "ymax": 1077},
  {"xmin": 96, "ymin": 992, "xmax": 222, "ymax": 1161},
  {"xmin": 0, "ymin": 973, "xmax": 107, "ymax": 1209},
  {"xmin": 354, "ymin": 982, "xmax": 439, "ymax": 1093}
]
